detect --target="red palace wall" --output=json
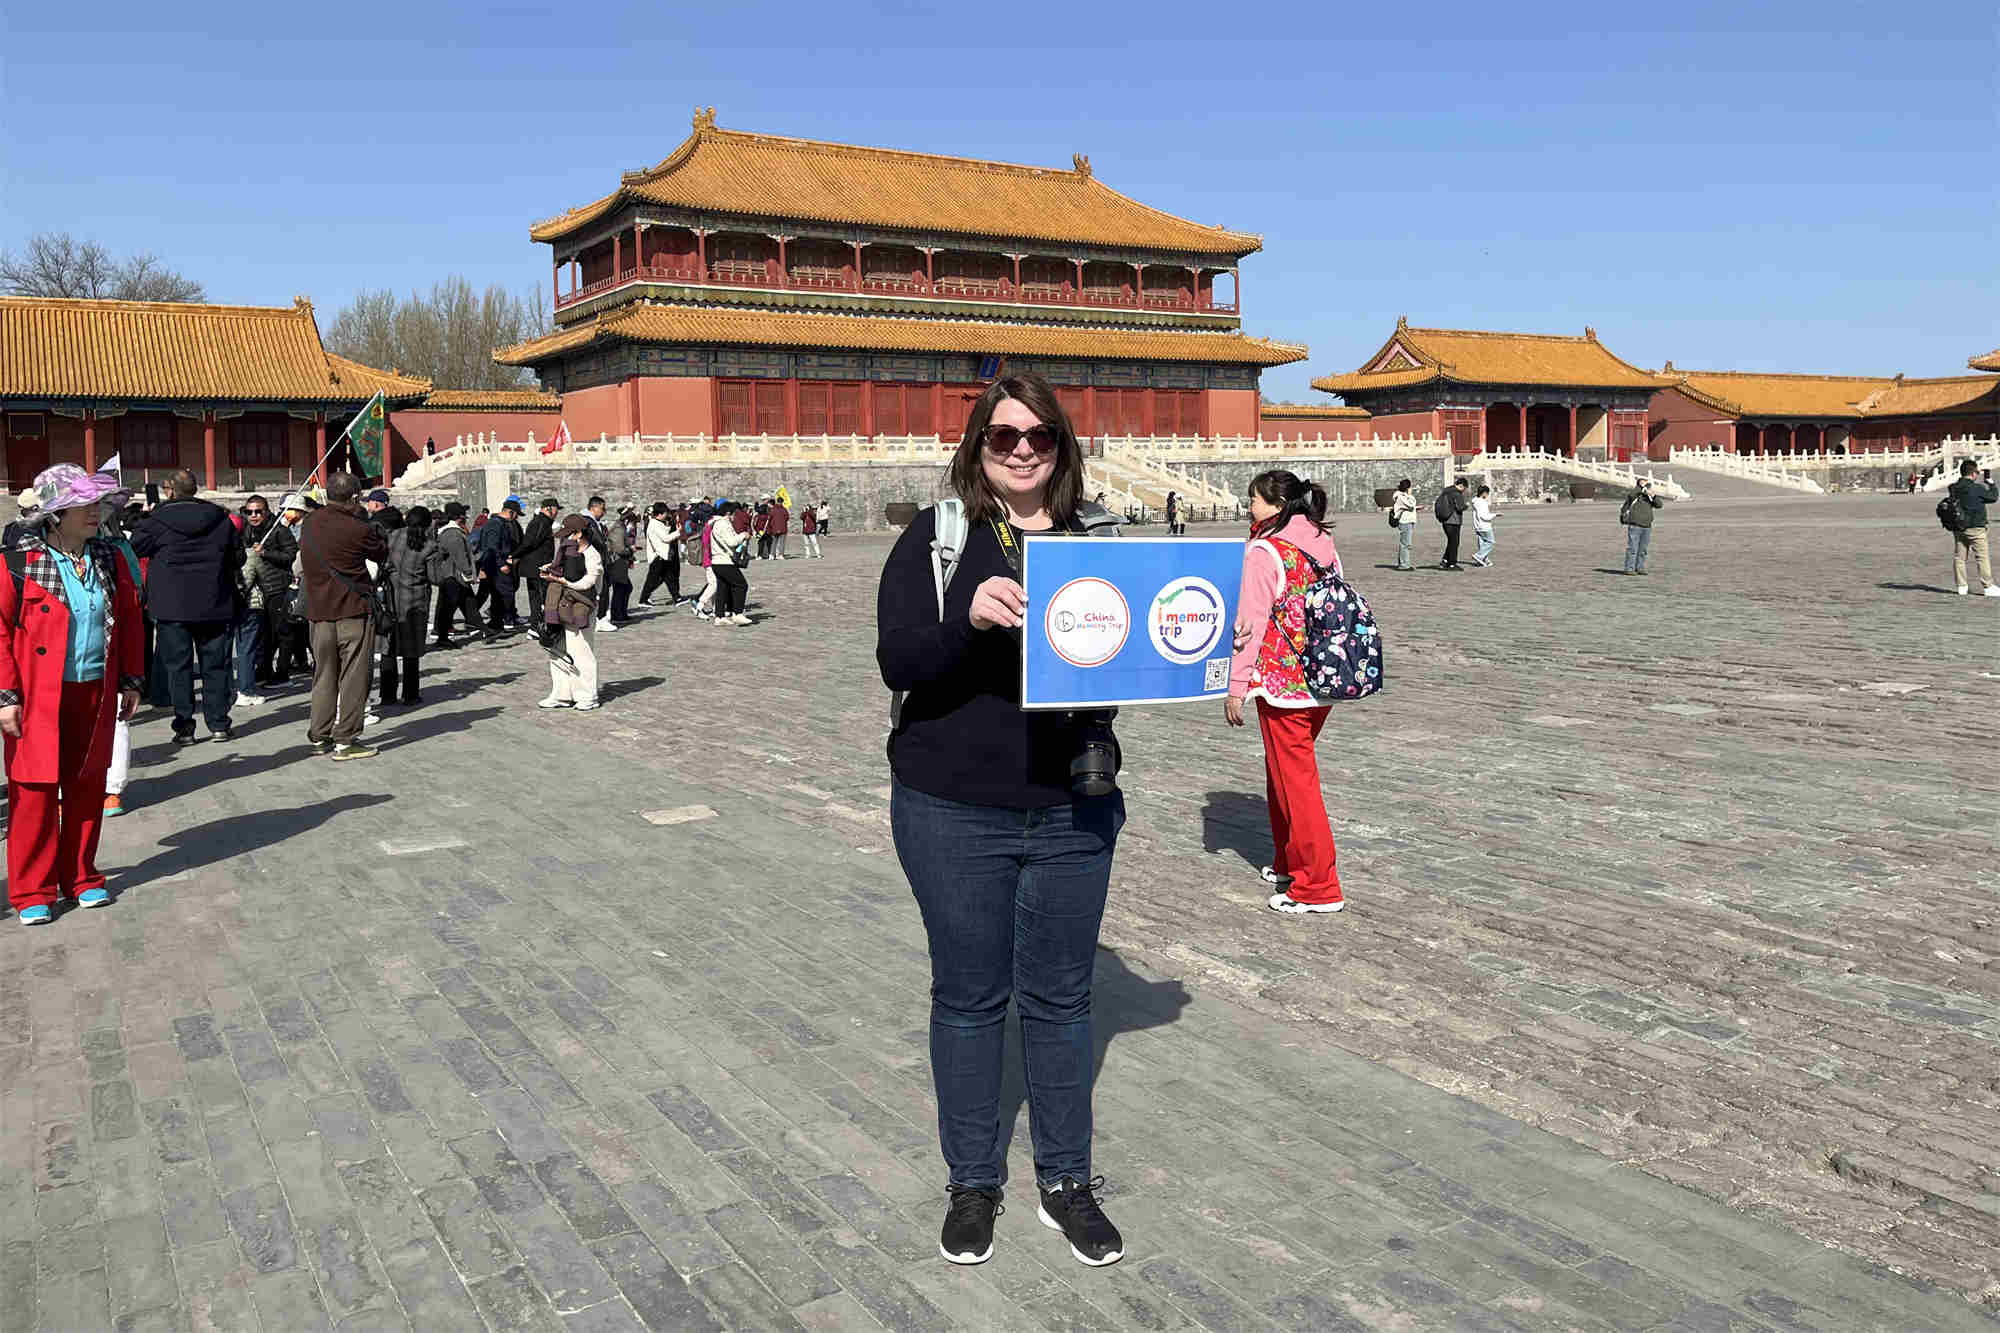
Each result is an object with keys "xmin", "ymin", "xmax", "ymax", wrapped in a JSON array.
[
  {"xmin": 1258, "ymin": 415, "xmax": 1374, "ymax": 443},
  {"xmin": 390, "ymin": 410, "xmax": 564, "ymax": 473},
  {"xmin": 1353, "ymin": 409, "xmax": 1439, "ymax": 439},
  {"xmin": 1647, "ymin": 387, "xmax": 1736, "ymax": 455},
  {"xmin": 1207, "ymin": 390, "xmax": 1259, "ymax": 438},
  {"xmin": 639, "ymin": 378, "xmax": 715, "ymax": 437}
]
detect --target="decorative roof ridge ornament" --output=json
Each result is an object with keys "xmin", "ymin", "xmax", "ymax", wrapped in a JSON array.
[
  {"xmin": 693, "ymin": 106, "xmax": 717, "ymax": 132},
  {"xmin": 293, "ymin": 295, "xmax": 314, "ymax": 313},
  {"xmin": 1585, "ymin": 325, "xmax": 1598, "ymax": 341},
  {"xmin": 1073, "ymin": 154, "xmax": 1091, "ymax": 178}
]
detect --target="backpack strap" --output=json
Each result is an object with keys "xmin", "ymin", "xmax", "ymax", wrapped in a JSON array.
[
  {"xmin": 4, "ymin": 548, "xmax": 24, "ymax": 631},
  {"xmin": 929, "ymin": 498, "xmax": 967, "ymax": 619}
]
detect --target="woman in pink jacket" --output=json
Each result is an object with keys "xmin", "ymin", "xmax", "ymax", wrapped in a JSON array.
[{"xmin": 1224, "ymin": 470, "xmax": 1345, "ymax": 914}]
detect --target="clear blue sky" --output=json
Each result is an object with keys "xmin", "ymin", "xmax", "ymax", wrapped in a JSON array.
[{"xmin": 4, "ymin": 0, "xmax": 1994, "ymax": 401}]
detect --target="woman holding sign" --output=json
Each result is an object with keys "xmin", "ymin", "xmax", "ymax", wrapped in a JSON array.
[
  {"xmin": 876, "ymin": 373, "xmax": 1127, "ymax": 1270},
  {"xmin": 1225, "ymin": 470, "xmax": 1347, "ymax": 915}
]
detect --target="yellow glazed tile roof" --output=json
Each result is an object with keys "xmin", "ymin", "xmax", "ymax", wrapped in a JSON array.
[
  {"xmin": 1969, "ymin": 349, "xmax": 2000, "ymax": 373},
  {"xmin": 417, "ymin": 387, "xmax": 562, "ymax": 410},
  {"xmin": 1312, "ymin": 319, "xmax": 1660, "ymax": 393},
  {"xmin": 529, "ymin": 111, "xmax": 1261, "ymax": 257},
  {"xmin": 496, "ymin": 303, "xmax": 1305, "ymax": 369},
  {"xmin": 1261, "ymin": 403, "xmax": 1372, "ymax": 419},
  {"xmin": 1664, "ymin": 370, "xmax": 1892, "ymax": 419},
  {"xmin": 1854, "ymin": 375, "xmax": 2000, "ymax": 417},
  {"xmin": 0, "ymin": 296, "xmax": 430, "ymax": 403}
]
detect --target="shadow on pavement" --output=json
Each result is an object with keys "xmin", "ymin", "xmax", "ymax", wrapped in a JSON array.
[
  {"xmin": 598, "ymin": 675, "xmax": 666, "ymax": 703},
  {"xmin": 375, "ymin": 706, "xmax": 505, "ymax": 752},
  {"xmin": 995, "ymin": 945, "xmax": 1191, "ymax": 1189},
  {"xmin": 1877, "ymin": 581, "xmax": 1961, "ymax": 596},
  {"xmin": 1201, "ymin": 789, "xmax": 1269, "ymax": 873},
  {"xmin": 109, "ymin": 792, "xmax": 393, "ymax": 891},
  {"xmin": 130, "ymin": 747, "xmax": 303, "ymax": 809}
]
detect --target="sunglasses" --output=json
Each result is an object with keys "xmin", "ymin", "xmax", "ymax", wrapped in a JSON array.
[
  {"xmin": 980, "ymin": 424, "xmax": 1059, "ymax": 455},
  {"xmin": 245, "ymin": 508, "xmax": 268, "ymax": 516}
]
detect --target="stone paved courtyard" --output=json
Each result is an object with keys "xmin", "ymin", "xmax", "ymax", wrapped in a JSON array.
[{"xmin": 2, "ymin": 492, "xmax": 1996, "ymax": 1331}]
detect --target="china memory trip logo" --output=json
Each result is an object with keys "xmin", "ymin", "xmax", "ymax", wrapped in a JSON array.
[
  {"xmin": 1148, "ymin": 576, "xmax": 1226, "ymax": 665},
  {"xmin": 1044, "ymin": 577, "xmax": 1130, "ymax": 668}
]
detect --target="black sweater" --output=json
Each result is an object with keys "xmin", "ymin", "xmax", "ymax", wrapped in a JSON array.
[{"xmin": 877, "ymin": 508, "xmax": 1093, "ymax": 809}]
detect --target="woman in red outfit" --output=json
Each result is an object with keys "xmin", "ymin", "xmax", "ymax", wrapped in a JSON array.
[
  {"xmin": 1224, "ymin": 470, "xmax": 1346, "ymax": 915},
  {"xmin": 1, "ymin": 464, "xmax": 144, "ymax": 925}
]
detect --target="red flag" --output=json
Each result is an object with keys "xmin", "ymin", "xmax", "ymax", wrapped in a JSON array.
[{"xmin": 541, "ymin": 420, "xmax": 571, "ymax": 456}]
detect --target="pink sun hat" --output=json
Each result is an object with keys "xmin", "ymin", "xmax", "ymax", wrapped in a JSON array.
[{"xmin": 29, "ymin": 463, "xmax": 130, "ymax": 515}]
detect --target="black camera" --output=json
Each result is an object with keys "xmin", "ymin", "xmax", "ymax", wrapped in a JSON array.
[{"xmin": 1069, "ymin": 710, "xmax": 1120, "ymax": 798}]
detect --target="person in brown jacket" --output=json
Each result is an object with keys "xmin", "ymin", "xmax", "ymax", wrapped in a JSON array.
[{"xmin": 298, "ymin": 473, "xmax": 388, "ymax": 759}]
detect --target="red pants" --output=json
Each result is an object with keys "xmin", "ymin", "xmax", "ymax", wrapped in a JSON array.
[
  {"xmin": 7, "ymin": 680, "xmax": 109, "ymax": 911},
  {"xmin": 1257, "ymin": 699, "xmax": 1342, "ymax": 904}
]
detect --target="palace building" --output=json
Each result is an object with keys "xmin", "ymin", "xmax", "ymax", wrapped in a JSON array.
[
  {"xmin": 1309, "ymin": 319, "xmax": 1659, "ymax": 460},
  {"xmin": 1, "ymin": 295, "xmax": 430, "ymax": 489},
  {"xmin": 1648, "ymin": 365, "xmax": 2000, "ymax": 454},
  {"xmin": 495, "ymin": 110, "xmax": 1306, "ymax": 442}
]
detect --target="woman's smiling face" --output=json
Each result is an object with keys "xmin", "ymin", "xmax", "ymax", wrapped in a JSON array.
[{"xmin": 980, "ymin": 397, "xmax": 1056, "ymax": 510}]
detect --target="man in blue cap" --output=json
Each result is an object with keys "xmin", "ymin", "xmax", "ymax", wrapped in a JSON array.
[{"xmin": 475, "ymin": 496, "xmax": 526, "ymax": 639}]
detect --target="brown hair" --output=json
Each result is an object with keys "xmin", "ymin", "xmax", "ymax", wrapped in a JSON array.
[{"xmin": 946, "ymin": 372, "xmax": 1085, "ymax": 524}]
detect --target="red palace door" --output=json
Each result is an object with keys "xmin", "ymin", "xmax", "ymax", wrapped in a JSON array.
[{"xmin": 5, "ymin": 414, "xmax": 48, "ymax": 490}]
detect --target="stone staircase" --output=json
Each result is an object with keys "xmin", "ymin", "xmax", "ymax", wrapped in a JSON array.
[
  {"xmin": 1665, "ymin": 450, "xmax": 1825, "ymax": 495},
  {"xmin": 1460, "ymin": 451, "xmax": 1694, "ymax": 501}
]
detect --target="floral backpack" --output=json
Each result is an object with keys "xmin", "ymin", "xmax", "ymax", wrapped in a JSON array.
[{"xmin": 1268, "ymin": 542, "xmax": 1383, "ymax": 702}]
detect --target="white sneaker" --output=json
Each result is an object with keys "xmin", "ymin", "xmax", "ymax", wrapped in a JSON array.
[
  {"xmin": 537, "ymin": 696, "xmax": 572, "ymax": 709},
  {"xmin": 729, "ymin": 614, "xmax": 752, "ymax": 626},
  {"xmin": 596, "ymin": 618, "xmax": 618, "ymax": 633},
  {"xmin": 235, "ymin": 693, "xmax": 265, "ymax": 708},
  {"xmin": 1268, "ymin": 893, "xmax": 1345, "ymax": 915},
  {"xmin": 1985, "ymin": 586, "xmax": 2000, "ymax": 597},
  {"xmin": 574, "ymin": 700, "xmax": 601, "ymax": 712},
  {"xmin": 1258, "ymin": 865, "xmax": 1282, "ymax": 885},
  {"xmin": 1957, "ymin": 585, "xmax": 1971, "ymax": 595},
  {"xmin": 363, "ymin": 712, "xmax": 381, "ymax": 729}
]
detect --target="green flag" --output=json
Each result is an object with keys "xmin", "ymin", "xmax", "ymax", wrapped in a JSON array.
[{"xmin": 341, "ymin": 391, "xmax": 388, "ymax": 480}]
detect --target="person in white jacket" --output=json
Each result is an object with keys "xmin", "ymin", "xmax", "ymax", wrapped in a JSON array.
[
  {"xmin": 1470, "ymin": 486, "xmax": 1498, "ymax": 567},
  {"xmin": 539, "ymin": 514, "xmax": 604, "ymax": 710},
  {"xmin": 1389, "ymin": 478, "xmax": 1419, "ymax": 571},
  {"xmin": 705, "ymin": 504, "xmax": 752, "ymax": 626},
  {"xmin": 637, "ymin": 503, "xmax": 682, "ymax": 608}
]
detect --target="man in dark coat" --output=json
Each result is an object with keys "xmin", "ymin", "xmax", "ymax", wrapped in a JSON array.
[
  {"xmin": 130, "ymin": 469, "xmax": 244, "ymax": 743},
  {"xmin": 1434, "ymin": 477, "xmax": 1468, "ymax": 571},
  {"xmin": 475, "ymin": 497, "xmax": 526, "ymax": 637},
  {"xmin": 299, "ymin": 473, "xmax": 388, "ymax": 758},
  {"xmin": 510, "ymin": 497, "xmax": 560, "ymax": 625}
]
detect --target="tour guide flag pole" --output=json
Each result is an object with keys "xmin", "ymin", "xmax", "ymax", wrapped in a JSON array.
[{"xmin": 311, "ymin": 391, "xmax": 389, "ymax": 486}]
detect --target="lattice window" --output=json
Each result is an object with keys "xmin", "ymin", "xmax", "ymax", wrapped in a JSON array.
[
  {"xmin": 120, "ymin": 414, "xmax": 177, "ymax": 467},
  {"xmin": 228, "ymin": 419, "xmax": 288, "ymax": 469}
]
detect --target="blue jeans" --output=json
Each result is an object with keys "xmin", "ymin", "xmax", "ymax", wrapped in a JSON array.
[
  {"xmin": 1624, "ymin": 524, "xmax": 1652, "ymax": 572},
  {"xmin": 890, "ymin": 779, "xmax": 1124, "ymax": 1191},
  {"xmin": 1396, "ymin": 523, "xmax": 1414, "ymax": 568},
  {"xmin": 154, "ymin": 620, "xmax": 233, "ymax": 736},
  {"xmin": 231, "ymin": 612, "xmax": 263, "ymax": 697},
  {"xmin": 1473, "ymin": 527, "xmax": 1495, "ymax": 563}
]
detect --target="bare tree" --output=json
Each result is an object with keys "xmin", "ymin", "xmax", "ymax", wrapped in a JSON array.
[
  {"xmin": 0, "ymin": 232, "xmax": 205, "ymax": 301},
  {"xmin": 323, "ymin": 277, "xmax": 546, "ymax": 389}
]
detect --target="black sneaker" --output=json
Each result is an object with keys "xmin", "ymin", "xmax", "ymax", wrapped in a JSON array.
[
  {"xmin": 211, "ymin": 727, "xmax": 233, "ymax": 743},
  {"xmin": 171, "ymin": 732, "xmax": 196, "ymax": 747},
  {"xmin": 1037, "ymin": 1177, "xmax": 1123, "ymax": 1266},
  {"xmin": 939, "ymin": 1185, "xmax": 1001, "ymax": 1265}
]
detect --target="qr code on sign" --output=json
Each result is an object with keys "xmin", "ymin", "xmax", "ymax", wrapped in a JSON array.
[{"xmin": 1204, "ymin": 657, "xmax": 1229, "ymax": 691}]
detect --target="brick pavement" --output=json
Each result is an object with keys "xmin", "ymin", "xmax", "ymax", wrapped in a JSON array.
[{"xmin": 0, "ymin": 493, "xmax": 1995, "ymax": 1330}]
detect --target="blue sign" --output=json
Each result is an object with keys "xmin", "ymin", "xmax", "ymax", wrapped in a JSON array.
[{"xmin": 1021, "ymin": 537, "xmax": 1244, "ymax": 709}]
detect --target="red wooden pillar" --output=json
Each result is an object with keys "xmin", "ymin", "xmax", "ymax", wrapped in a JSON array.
[
  {"xmin": 1009, "ymin": 253, "xmax": 1022, "ymax": 296},
  {"xmin": 314, "ymin": 416, "xmax": 327, "ymax": 477},
  {"xmin": 923, "ymin": 247, "xmax": 935, "ymax": 289},
  {"xmin": 613, "ymin": 232, "xmax": 623, "ymax": 282},
  {"xmin": 695, "ymin": 230, "xmax": 708, "ymax": 279},
  {"xmin": 1230, "ymin": 267, "xmax": 1240, "ymax": 312},
  {"xmin": 83, "ymin": 411, "xmax": 96, "ymax": 470},
  {"xmin": 202, "ymin": 414, "xmax": 216, "ymax": 487},
  {"xmin": 552, "ymin": 260, "xmax": 561, "ymax": 307},
  {"xmin": 785, "ymin": 377, "xmax": 800, "ymax": 435},
  {"xmin": 930, "ymin": 383, "xmax": 943, "ymax": 436},
  {"xmin": 1186, "ymin": 266, "xmax": 1199, "ymax": 308},
  {"xmin": 1517, "ymin": 402, "xmax": 1527, "ymax": 453},
  {"xmin": 1081, "ymin": 386, "xmax": 1097, "ymax": 438},
  {"xmin": 1074, "ymin": 258, "xmax": 1085, "ymax": 305},
  {"xmin": 851, "ymin": 242, "xmax": 863, "ymax": 291},
  {"xmin": 634, "ymin": 221, "xmax": 644, "ymax": 275},
  {"xmin": 775, "ymin": 236, "xmax": 789, "ymax": 288},
  {"xmin": 859, "ymin": 378, "xmax": 875, "ymax": 438},
  {"xmin": 1567, "ymin": 403, "xmax": 1578, "ymax": 456},
  {"xmin": 1132, "ymin": 262, "xmax": 1144, "ymax": 307}
]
